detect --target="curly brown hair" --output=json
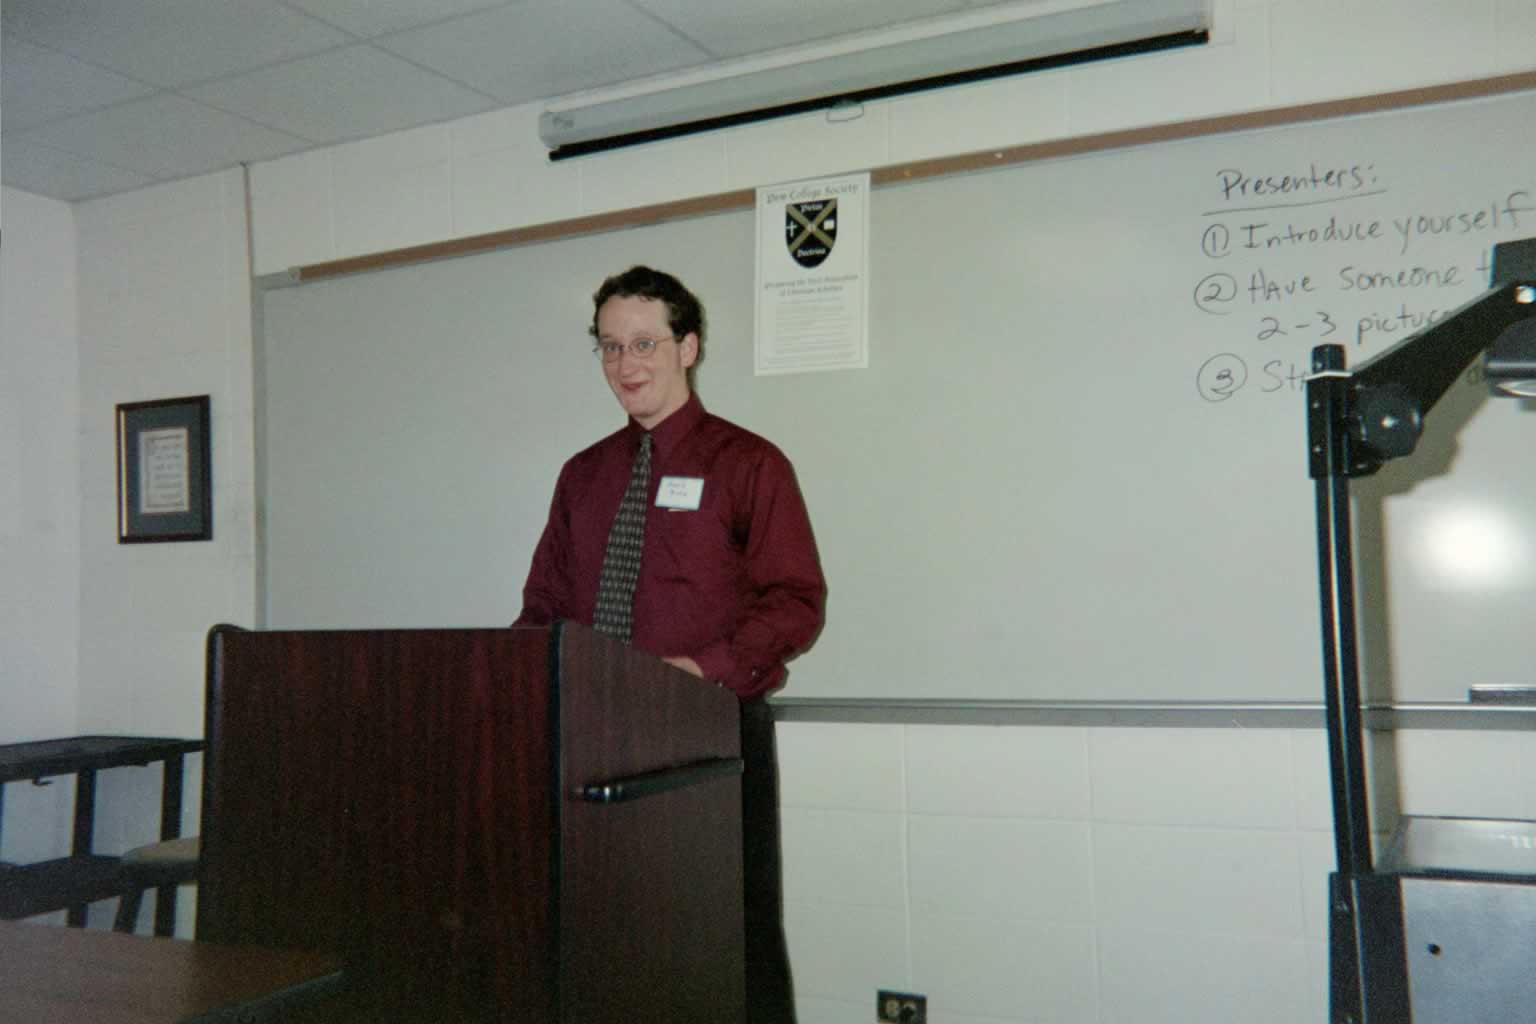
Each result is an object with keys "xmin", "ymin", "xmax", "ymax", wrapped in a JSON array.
[{"xmin": 589, "ymin": 266, "xmax": 707, "ymax": 383}]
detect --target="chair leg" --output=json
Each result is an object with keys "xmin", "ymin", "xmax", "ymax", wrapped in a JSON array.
[{"xmin": 113, "ymin": 888, "xmax": 144, "ymax": 934}]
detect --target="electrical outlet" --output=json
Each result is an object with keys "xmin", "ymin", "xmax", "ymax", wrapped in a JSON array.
[{"xmin": 876, "ymin": 989, "xmax": 927, "ymax": 1023}]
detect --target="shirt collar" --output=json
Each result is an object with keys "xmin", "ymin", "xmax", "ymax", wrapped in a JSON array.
[{"xmin": 629, "ymin": 391, "xmax": 704, "ymax": 457}]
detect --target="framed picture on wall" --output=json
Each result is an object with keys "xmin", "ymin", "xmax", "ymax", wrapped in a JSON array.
[{"xmin": 116, "ymin": 395, "xmax": 212, "ymax": 543}]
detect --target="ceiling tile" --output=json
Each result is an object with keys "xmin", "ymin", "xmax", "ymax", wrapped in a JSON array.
[
  {"xmin": 14, "ymin": 95, "xmax": 312, "ymax": 180},
  {"xmin": 187, "ymin": 45, "xmax": 498, "ymax": 144},
  {"xmin": 1, "ymin": 36, "xmax": 159, "ymax": 133},
  {"xmin": 377, "ymin": 0, "xmax": 713, "ymax": 104},
  {"xmin": 1, "ymin": 0, "xmax": 353, "ymax": 88},
  {"xmin": 283, "ymin": 0, "xmax": 518, "ymax": 39},
  {"xmin": 631, "ymin": 0, "xmax": 972, "ymax": 57},
  {"xmin": 0, "ymin": 0, "xmax": 1064, "ymax": 203},
  {"xmin": 2, "ymin": 140, "xmax": 159, "ymax": 201}
]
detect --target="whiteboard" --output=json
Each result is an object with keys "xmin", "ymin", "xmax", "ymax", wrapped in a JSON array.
[{"xmin": 261, "ymin": 88, "xmax": 1536, "ymax": 703}]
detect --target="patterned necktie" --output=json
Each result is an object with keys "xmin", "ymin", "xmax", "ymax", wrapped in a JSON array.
[{"xmin": 593, "ymin": 433, "xmax": 652, "ymax": 644}]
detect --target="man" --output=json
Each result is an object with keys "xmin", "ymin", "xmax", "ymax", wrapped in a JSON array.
[{"xmin": 514, "ymin": 265, "xmax": 826, "ymax": 1023}]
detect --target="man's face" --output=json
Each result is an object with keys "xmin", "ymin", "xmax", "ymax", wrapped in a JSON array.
[{"xmin": 597, "ymin": 294, "xmax": 698, "ymax": 430}]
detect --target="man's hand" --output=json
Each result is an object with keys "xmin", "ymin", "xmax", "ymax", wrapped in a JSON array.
[{"xmin": 662, "ymin": 655, "xmax": 704, "ymax": 678}]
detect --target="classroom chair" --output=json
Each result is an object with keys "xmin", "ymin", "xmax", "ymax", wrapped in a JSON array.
[{"xmin": 112, "ymin": 834, "xmax": 201, "ymax": 934}]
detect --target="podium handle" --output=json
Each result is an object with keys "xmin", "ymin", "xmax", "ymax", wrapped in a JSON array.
[{"xmin": 578, "ymin": 758, "xmax": 743, "ymax": 804}]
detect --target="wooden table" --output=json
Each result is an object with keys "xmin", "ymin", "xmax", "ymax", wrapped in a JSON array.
[
  {"xmin": 0, "ymin": 920, "xmax": 344, "ymax": 1023},
  {"xmin": 0, "ymin": 735, "xmax": 203, "ymax": 932}
]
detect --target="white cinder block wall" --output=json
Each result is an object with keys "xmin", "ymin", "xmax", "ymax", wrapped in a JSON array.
[
  {"xmin": 6, "ymin": 0, "xmax": 1536, "ymax": 1018},
  {"xmin": 73, "ymin": 170, "xmax": 256, "ymax": 748},
  {"xmin": 779, "ymin": 724, "xmax": 1536, "ymax": 1024},
  {"xmin": 779, "ymin": 723, "xmax": 1336, "ymax": 1023},
  {"xmin": 1, "ymin": 188, "xmax": 81, "ymax": 885}
]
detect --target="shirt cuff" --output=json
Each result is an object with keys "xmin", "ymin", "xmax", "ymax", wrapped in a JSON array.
[
  {"xmin": 696, "ymin": 642, "xmax": 785, "ymax": 700},
  {"xmin": 693, "ymin": 642, "xmax": 736, "ymax": 689}
]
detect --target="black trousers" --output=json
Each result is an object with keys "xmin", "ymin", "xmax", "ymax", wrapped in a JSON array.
[{"xmin": 740, "ymin": 699, "xmax": 796, "ymax": 1024}]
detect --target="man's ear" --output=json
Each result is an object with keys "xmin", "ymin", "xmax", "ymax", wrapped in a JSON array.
[{"xmin": 679, "ymin": 332, "xmax": 700, "ymax": 369}]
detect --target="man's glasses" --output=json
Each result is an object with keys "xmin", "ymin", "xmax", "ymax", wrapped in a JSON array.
[{"xmin": 594, "ymin": 335, "xmax": 677, "ymax": 363}]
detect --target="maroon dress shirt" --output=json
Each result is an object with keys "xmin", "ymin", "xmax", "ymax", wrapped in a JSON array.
[{"xmin": 515, "ymin": 393, "xmax": 825, "ymax": 699}]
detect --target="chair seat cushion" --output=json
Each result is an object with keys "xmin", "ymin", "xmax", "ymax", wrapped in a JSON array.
[{"xmin": 122, "ymin": 835, "xmax": 200, "ymax": 870}]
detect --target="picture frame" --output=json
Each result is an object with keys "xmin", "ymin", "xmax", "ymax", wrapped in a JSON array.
[{"xmin": 116, "ymin": 395, "xmax": 212, "ymax": 543}]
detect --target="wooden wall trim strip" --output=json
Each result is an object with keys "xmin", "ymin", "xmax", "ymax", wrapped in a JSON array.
[
  {"xmin": 291, "ymin": 70, "xmax": 1536, "ymax": 285},
  {"xmin": 870, "ymin": 70, "xmax": 1536, "ymax": 187},
  {"xmin": 295, "ymin": 189, "xmax": 754, "ymax": 283}
]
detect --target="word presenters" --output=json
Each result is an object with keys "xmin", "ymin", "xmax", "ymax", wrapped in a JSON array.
[{"xmin": 1189, "ymin": 101, "xmax": 1535, "ymax": 405}]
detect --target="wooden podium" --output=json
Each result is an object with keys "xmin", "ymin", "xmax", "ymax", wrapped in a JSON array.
[{"xmin": 196, "ymin": 623, "xmax": 745, "ymax": 1023}]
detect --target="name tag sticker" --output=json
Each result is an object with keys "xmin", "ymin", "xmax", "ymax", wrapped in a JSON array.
[{"xmin": 656, "ymin": 476, "xmax": 704, "ymax": 510}]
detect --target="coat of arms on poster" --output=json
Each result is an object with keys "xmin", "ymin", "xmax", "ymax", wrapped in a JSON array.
[
  {"xmin": 754, "ymin": 172, "xmax": 870, "ymax": 375},
  {"xmin": 786, "ymin": 197, "xmax": 837, "ymax": 268}
]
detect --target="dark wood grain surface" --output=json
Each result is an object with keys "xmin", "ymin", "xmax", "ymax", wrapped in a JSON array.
[
  {"xmin": 197, "ymin": 624, "xmax": 744, "ymax": 1023},
  {"xmin": 199, "ymin": 628, "xmax": 556, "ymax": 1020},
  {"xmin": 0, "ymin": 920, "xmax": 340, "ymax": 1024},
  {"xmin": 556, "ymin": 624, "xmax": 744, "ymax": 1024}
]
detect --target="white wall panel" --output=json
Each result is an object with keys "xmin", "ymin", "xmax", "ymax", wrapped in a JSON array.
[
  {"xmin": 1097, "ymin": 926, "xmax": 1309, "ymax": 1024},
  {"xmin": 331, "ymin": 124, "xmax": 453, "ymax": 259},
  {"xmin": 778, "ymin": 721, "xmax": 906, "ymax": 812},
  {"xmin": 912, "ymin": 914, "xmax": 1098, "ymax": 1021},
  {"xmin": 1093, "ymin": 823, "xmax": 1304, "ymax": 937},
  {"xmin": 1270, "ymin": 0, "xmax": 1501, "ymax": 103},
  {"xmin": 907, "ymin": 725, "xmax": 1090, "ymax": 820},
  {"xmin": 450, "ymin": 105, "xmax": 583, "ymax": 239},
  {"xmin": 782, "ymin": 807, "xmax": 908, "ymax": 908},
  {"xmin": 578, "ymin": 132, "xmax": 730, "ymax": 215},
  {"xmin": 724, "ymin": 106, "xmax": 890, "ymax": 190},
  {"xmin": 1090, "ymin": 728, "xmax": 1294, "ymax": 828},
  {"xmin": 909, "ymin": 816, "xmax": 1094, "ymax": 922},
  {"xmin": 251, "ymin": 149, "xmax": 336, "ymax": 275}
]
